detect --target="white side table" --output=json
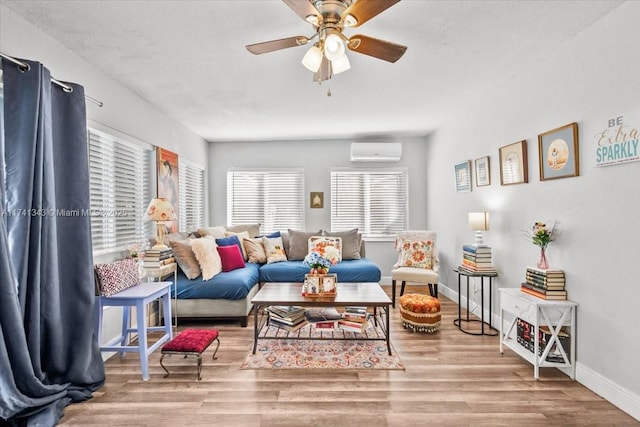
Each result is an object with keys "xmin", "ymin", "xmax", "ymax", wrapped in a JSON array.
[
  {"xmin": 95, "ymin": 281, "xmax": 173, "ymax": 381},
  {"xmin": 499, "ymin": 288, "xmax": 577, "ymax": 380}
]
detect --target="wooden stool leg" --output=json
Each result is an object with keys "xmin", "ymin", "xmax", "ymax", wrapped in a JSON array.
[
  {"xmin": 197, "ymin": 354, "xmax": 203, "ymax": 381},
  {"xmin": 400, "ymin": 281, "xmax": 406, "ymax": 297}
]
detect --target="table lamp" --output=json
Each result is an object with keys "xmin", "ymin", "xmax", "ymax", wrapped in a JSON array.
[
  {"xmin": 145, "ymin": 197, "xmax": 177, "ymax": 249},
  {"xmin": 468, "ymin": 212, "xmax": 490, "ymax": 247}
]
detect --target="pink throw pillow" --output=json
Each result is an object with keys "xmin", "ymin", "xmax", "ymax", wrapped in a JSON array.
[{"xmin": 217, "ymin": 244, "xmax": 246, "ymax": 272}]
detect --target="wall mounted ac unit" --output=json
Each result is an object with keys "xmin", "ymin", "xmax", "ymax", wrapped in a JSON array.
[{"xmin": 350, "ymin": 142, "xmax": 402, "ymax": 162}]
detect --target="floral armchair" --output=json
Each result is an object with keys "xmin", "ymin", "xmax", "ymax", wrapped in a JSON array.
[{"xmin": 390, "ymin": 230, "xmax": 439, "ymax": 308}]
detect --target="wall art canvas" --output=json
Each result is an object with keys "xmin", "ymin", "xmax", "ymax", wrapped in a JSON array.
[
  {"xmin": 538, "ymin": 122, "xmax": 579, "ymax": 180},
  {"xmin": 157, "ymin": 148, "xmax": 179, "ymax": 232}
]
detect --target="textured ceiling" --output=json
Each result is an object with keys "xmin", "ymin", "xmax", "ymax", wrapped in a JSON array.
[{"xmin": 1, "ymin": 0, "xmax": 624, "ymax": 142}]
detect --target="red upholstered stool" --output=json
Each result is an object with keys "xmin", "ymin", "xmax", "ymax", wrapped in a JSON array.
[
  {"xmin": 160, "ymin": 329, "xmax": 220, "ymax": 380},
  {"xmin": 399, "ymin": 293, "xmax": 441, "ymax": 333}
]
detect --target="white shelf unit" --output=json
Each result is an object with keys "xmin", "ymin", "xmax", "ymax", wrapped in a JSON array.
[{"xmin": 499, "ymin": 288, "xmax": 577, "ymax": 380}]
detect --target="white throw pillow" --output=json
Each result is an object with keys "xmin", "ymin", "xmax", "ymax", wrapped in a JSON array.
[{"xmin": 190, "ymin": 237, "xmax": 222, "ymax": 280}]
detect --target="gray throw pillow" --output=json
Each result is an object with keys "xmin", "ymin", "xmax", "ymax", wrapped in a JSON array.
[
  {"xmin": 287, "ymin": 229, "xmax": 322, "ymax": 260},
  {"xmin": 323, "ymin": 228, "xmax": 362, "ymax": 260}
]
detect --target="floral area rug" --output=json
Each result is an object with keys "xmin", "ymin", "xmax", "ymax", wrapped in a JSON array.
[{"xmin": 241, "ymin": 324, "xmax": 404, "ymax": 370}]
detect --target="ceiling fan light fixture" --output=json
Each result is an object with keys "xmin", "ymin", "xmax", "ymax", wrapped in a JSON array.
[
  {"xmin": 343, "ymin": 14, "xmax": 358, "ymax": 27},
  {"xmin": 301, "ymin": 44, "xmax": 323, "ymax": 72},
  {"xmin": 305, "ymin": 14, "xmax": 320, "ymax": 26},
  {"xmin": 324, "ymin": 33, "xmax": 345, "ymax": 61},
  {"xmin": 331, "ymin": 54, "xmax": 351, "ymax": 74}
]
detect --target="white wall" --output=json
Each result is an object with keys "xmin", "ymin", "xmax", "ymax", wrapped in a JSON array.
[
  {"xmin": 1, "ymin": 5, "xmax": 209, "ymax": 350},
  {"xmin": 427, "ymin": 2, "xmax": 640, "ymax": 419},
  {"xmin": 208, "ymin": 137, "xmax": 429, "ymax": 279}
]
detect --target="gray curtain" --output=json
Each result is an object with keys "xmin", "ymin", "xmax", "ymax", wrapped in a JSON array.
[{"xmin": 0, "ymin": 58, "xmax": 104, "ymax": 426}]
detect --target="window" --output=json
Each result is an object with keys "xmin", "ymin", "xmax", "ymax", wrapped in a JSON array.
[
  {"xmin": 331, "ymin": 168, "xmax": 409, "ymax": 239},
  {"xmin": 88, "ymin": 128, "xmax": 152, "ymax": 254},
  {"xmin": 179, "ymin": 159, "xmax": 205, "ymax": 233},
  {"xmin": 227, "ymin": 168, "xmax": 304, "ymax": 233}
]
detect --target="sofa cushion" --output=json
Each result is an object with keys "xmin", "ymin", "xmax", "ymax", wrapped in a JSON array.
[
  {"xmin": 170, "ymin": 239, "xmax": 201, "ymax": 279},
  {"xmin": 259, "ymin": 258, "xmax": 381, "ymax": 283},
  {"xmin": 398, "ymin": 238, "xmax": 433, "ymax": 269},
  {"xmin": 263, "ymin": 236, "xmax": 288, "ymax": 264},
  {"xmin": 322, "ymin": 228, "xmax": 362, "ymax": 260},
  {"xmin": 287, "ymin": 229, "xmax": 322, "ymax": 260},
  {"xmin": 94, "ymin": 258, "xmax": 140, "ymax": 297},
  {"xmin": 191, "ymin": 237, "xmax": 222, "ymax": 280},
  {"xmin": 223, "ymin": 230, "xmax": 251, "ymax": 260},
  {"xmin": 243, "ymin": 237, "xmax": 267, "ymax": 264},
  {"xmin": 198, "ymin": 226, "xmax": 227, "ymax": 239},
  {"xmin": 217, "ymin": 244, "xmax": 246, "ymax": 272},
  {"xmin": 308, "ymin": 236, "xmax": 342, "ymax": 263},
  {"xmin": 225, "ymin": 223, "xmax": 261, "ymax": 238},
  {"xmin": 215, "ymin": 235, "xmax": 244, "ymax": 260}
]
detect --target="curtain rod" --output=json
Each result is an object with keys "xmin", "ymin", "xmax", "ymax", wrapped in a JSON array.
[{"xmin": 0, "ymin": 52, "xmax": 103, "ymax": 107}]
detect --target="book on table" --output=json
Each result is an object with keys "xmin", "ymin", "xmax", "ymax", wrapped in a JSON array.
[
  {"xmin": 267, "ymin": 306, "xmax": 306, "ymax": 323},
  {"xmin": 337, "ymin": 319, "xmax": 367, "ymax": 333},
  {"xmin": 521, "ymin": 282, "xmax": 567, "ymax": 296},
  {"xmin": 311, "ymin": 320, "xmax": 338, "ymax": 329},
  {"xmin": 304, "ymin": 307, "xmax": 343, "ymax": 322},
  {"xmin": 520, "ymin": 284, "xmax": 567, "ymax": 300},
  {"xmin": 269, "ymin": 317, "xmax": 308, "ymax": 332}
]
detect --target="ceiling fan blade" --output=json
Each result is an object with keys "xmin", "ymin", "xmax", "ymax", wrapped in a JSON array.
[
  {"xmin": 313, "ymin": 55, "xmax": 332, "ymax": 82},
  {"xmin": 347, "ymin": 34, "xmax": 407, "ymax": 63},
  {"xmin": 282, "ymin": 0, "xmax": 321, "ymax": 23},
  {"xmin": 343, "ymin": 0, "xmax": 401, "ymax": 27},
  {"xmin": 246, "ymin": 36, "xmax": 309, "ymax": 55}
]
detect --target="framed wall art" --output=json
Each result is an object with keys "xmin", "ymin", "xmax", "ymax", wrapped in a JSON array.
[
  {"xmin": 499, "ymin": 140, "xmax": 528, "ymax": 185},
  {"xmin": 538, "ymin": 122, "xmax": 579, "ymax": 180},
  {"xmin": 475, "ymin": 156, "xmax": 491, "ymax": 187},
  {"xmin": 454, "ymin": 160, "xmax": 472, "ymax": 192},
  {"xmin": 156, "ymin": 147, "xmax": 179, "ymax": 233},
  {"xmin": 310, "ymin": 192, "xmax": 324, "ymax": 208}
]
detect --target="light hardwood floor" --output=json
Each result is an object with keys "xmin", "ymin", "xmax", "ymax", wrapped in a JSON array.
[{"xmin": 61, "ymin": 286, "xmax": 639, "ymax": 426}]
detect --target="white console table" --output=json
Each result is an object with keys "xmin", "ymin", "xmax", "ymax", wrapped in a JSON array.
[{"xmin": 499, "ymin": 288, "xmax": 577, "ymax": 380}]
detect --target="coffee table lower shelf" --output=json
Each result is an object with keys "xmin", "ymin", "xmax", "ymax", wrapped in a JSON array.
[{"xmin": 251, "ymin": 282, "xmax": 393, "ymax": 356}]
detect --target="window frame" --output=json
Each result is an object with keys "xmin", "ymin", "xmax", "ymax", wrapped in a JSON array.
[
  {"xmin": 227, "ymin": 168, "xmax": 305, "ymax": 234},
  {"xmin": 330, "ymin": 167, "xmax": 409, "ymax": 240}
]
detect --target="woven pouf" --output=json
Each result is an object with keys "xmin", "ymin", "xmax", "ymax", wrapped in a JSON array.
[
  {"xmin": 399, "ymin": 293, "xmax": 441, "ymax": 333},
  {"xmin": 160, "ymin": 329, "xmax": 220, "ymax": 380}
]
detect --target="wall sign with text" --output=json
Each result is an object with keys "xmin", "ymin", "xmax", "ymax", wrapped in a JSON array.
[{"xmin": 595, "ymin": 110, "xmax": 640, "ymax": 167}]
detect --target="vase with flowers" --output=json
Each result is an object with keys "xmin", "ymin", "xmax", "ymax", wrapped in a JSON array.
[
  {"xmin": 531, "ymin": 221, "xmax": 558, "ymax": 269},
  {"xmin": 303, "ymin": 249, "xmax": 339, "ymax": 275}
]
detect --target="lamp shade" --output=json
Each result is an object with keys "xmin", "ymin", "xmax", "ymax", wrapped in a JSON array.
[
  {"xmin": 468, "ymin": 212, "xmax": 489, "ymax": 247},
  {"xmin": 301, "ymin": 44, "xmax": 323, "ymax": 72},
  {"xmin": 145, "ymin": 197, "xmax": 177, "ymax": 222},
  {"xmin": 324, "ymin": 33, "xmax": 346, "ymax": 61},
  {"xmin": 331, "ymin": 54, "xmax": 351, "ymax": 74}
]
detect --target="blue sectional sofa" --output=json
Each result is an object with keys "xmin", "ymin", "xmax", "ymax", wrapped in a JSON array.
[{"xmin": 170, "ymin": 229, "xmax": 381, "ymax": 327}]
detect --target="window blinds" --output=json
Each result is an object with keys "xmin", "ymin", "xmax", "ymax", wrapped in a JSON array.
[
  {"xmin": 331, "ymin": 169, "xmax": 409, "ymax": 239},
  {"xmin": 179, "ymin": 159, "xmax": 205, "ymax": 233},
  {"xmin": 88, "ymin": 128, "xmax": 152, "ymax": 254},
  {"xmin": 227, "ymin": 168, "xmax": 304, "ymax": 233}
]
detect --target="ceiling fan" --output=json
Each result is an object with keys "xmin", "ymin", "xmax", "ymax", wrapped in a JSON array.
[{"xmin": 246, "ymin": 0, "xmax": 407, "ymax": 82}]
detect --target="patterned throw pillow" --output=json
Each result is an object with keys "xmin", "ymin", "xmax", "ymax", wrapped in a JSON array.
[
  {"xmin": 398, "ymin": 239, "xmax": 433, "ymax": 269},
  {"xmin": 95, "ymin": 258, "xmax": 141, "ymax": 297},
  {"xmin": 308, "ymin": 236, "xmax": 342, "ymax": 263},
  {"xmin": 263, "ymin": 236, "xmax": 287, "ymax": 264}
]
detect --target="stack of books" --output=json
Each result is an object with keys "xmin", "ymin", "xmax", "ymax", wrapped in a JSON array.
[
  {"xmin": 141, "ymin": 247, "xmax": 175, "ymax": 272},
  {"xmin": 304, "ymin": 307, "xmax": 343, "ymax": 329},
  {"xmin": 520, "ymin": 267, "xmax": 567, "ymax": 300},
  {"xmin": 337, "ymin": 306, "xmax": 370, "ymax": 333},
  {"xmin": 459, "ymin": 245, "xmax": 497, "ymax": 275},
  {"xmin": 267, "ymin": 306, "xmax": 307, "ymax": 331},
  {"xmin": 516, "ymin": 317, "xmax": 570, "ymax": 362}
]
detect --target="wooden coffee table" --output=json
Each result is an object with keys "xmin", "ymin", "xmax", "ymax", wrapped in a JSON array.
[{"xmin": 251, "ymin": 282, "xmax": 392, "ymax": 355}]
